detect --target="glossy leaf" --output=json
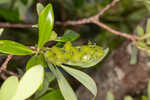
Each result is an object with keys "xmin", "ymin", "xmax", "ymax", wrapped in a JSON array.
[
  {"xmin": 0, "ymin": 76, "xmax": 19, "ymax": 100},
  {"xmin": 36, "ymin": 3, "xmax": 44, "ymax": 15},
  {"xmin": 61, "ymin": 65, "xmax": 97, "ymax": 96},
  {"xmin": 38, "ymin": 4, "xmax": 54, "ymax": 50},
  {"xmin": 26, "ymin": 53, "xmax": 47, "ymax": 70},
  {"xmin": 48, "ymin": 64, "xmax": 77, "ymax": 100},
  {"xmin": 0, "ymin": 40, "xmax": 34, "ymax": 55},
  {"xmin": 38, "ymin": 89, "xmax": 64, "ymax": 100},
  {"xmin": 12, "ymin": 65, "xmax": 44, "ymax": 100},
  {"xmin": 58, "ymin": 29, "xmax": 80, "ymax": 42}
]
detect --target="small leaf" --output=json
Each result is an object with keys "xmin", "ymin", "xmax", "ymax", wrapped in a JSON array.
[
  {"xmin": 58, "ymin": 29, "xmax": 80, "ymax": 42},
  {"xmin": 38, "ymin": 89, "xmax": 64, "ymax": 100},
  {"xmin": 0, "ymin": 76, "xmax": 19, "ymax": 100},
  {"xmin": 0, "ymin": 40, "xmax": 34, "ymax": 55},
  {"xmin": 12, "ymin": 65, "xmax": 44, "ymax": 100},
  {"xmin": 48, "ymin": 64, "xmax": 77, "ymax": 100},
  {"xmin": 26, "ymin": 53, "xmax": 47, "ymax": 70},
  {"xmin": 106, "ymin": 91, "xmax": 114, "ymax": 100},
  {"xmin": 61, "ymin": 65, "xmax": 97, "ymax": 96},
  {"xmin": 49, "ymin": 31, "xmax": 58, "ymax": 41},
  {"xmin": 38, "ymin": 4, "xmax": 54, "ymax": 50},
  {"xmin": 36, "ymin": 3, "xmax": 44, "ymax": 15},
  {"xmin": 136, "ymin": 26, "xmax": 144, "ymax": 37}
]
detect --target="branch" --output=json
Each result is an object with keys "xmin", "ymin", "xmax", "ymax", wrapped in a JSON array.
[
  {"xmin": 0, "ymin": 23, "xmax": 34, "ymax": 28},
  {"xmin": 0, "ymin": 55, "xmax": 13, "ymax": 72},
  {"xmin": 56, "ymin": 0, "xmax": 140, "ymax": 41}
]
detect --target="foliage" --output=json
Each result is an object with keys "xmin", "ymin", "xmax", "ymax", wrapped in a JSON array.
[{"xmin": 0, "ymin": 3, "xmax": 108, "ymax": 100}]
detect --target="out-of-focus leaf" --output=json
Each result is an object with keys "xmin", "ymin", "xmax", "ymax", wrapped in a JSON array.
[
  {"xmin": 58, "ymin": 30, "xmax": 80, "ymax": 42},
  {"xmin": 0, "ymin": 8, "xmax": 19, "ymax": 22},
  {"xmin": 48, "ymin": 64, "xmax": 77, "ymax": 100},
  {"xmin": 38, "ymin": 4, "xmax": 54, "ymax": 50},
  {"xmin": 38, "ymin": 89, "xmax": 64, "ymax": 100},
  {"xmin": 0, "ymin": 0, "xmax": 11, "ymax": 4},
  {"xmin": 136, "ymin": 26, "xmax": 144, "ymax": 37},
  {"xmin": 61, "ymin": 65, "xmax": 97, "ymax": 96},
  {"xmin": 130, "ymin": 45, "xmax": 137, "ymax": 64},
  {"xmin": 0, "ymin": 40, "xmax": 34, "ymax": 55},
  {"xmin": 0, "ymin": 28, "xmax": 4, "ymax": 36},
  {"xmin": 146, "ymin": 19, "xmax": 150, "ymax": 44},
  {"xmin": 106, "ymin": 91, "xmax": 114, "ymax": 100},
  {"xmin": 0, "ymin": 76, "xmax": 19, "ymax": 100},
  {"xmin": 36, "ymin": 3, "xmax": 44, "ymax": 15},
  {"xmin": 147, "ymin": 80, "xmax": 150, "ymax": 100},
  {"xmin": 142, "ymin": 96, "xmax": 148, "ymax": 100},
  {"xmin": 12, "ymin": 65, "xmax": 44, "ymax": 100},
  {"xmin": 124, "ymin": 96, "xmax": 133, "ymax": 100},
  {"xmin": 26, "ymin": 53, "xmax": 47, "ymax": 70}
]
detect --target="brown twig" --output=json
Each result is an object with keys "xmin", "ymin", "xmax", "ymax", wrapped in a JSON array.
[
  {"xmin": 56, "ymin": 0, "xmax": 140, "ymax": 41},
  {"xmin": 0, "ymin": 23, "xmax": 33, "ymax": 28},
  {"xmin": 0, "ymin": 55, "xmax": 13, "ymax": 72}
]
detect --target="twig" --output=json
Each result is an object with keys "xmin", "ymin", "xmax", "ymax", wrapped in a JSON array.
[
  {"xmin": 0, "ymin": 72, "xmax": 7, "ymax": 80},
  {"xmin": 0, "ymin": 23, "xmax": 33, "ymax": 28},
  {"xmin": 3, "ymin": 69, "xmax": 20, "ymax": 78},
  {"xmin": 0, "ymin": 55, "xmax": 13, "ymax": 72},
  {"xmin": 56, "ymin": 0, "xmax": 140, "ymax": 41}
]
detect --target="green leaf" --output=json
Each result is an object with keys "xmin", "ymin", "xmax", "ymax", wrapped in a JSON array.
[
  {"xmin": 147, "ymin": 80, "xmax": 150, "ymax": 100},
  {"xmin": 136, "ymin": 26, "xmax": 144, "ymax": 37},
  {"xmin": 36, "ymin": 3, "xmax": 44, "ymax": 15},
  {"xmin": 61, "ymin": 65, "xmax": 97, "ymax": 96},
  {"xmin": 0, "ymin": 40, "xmax": 34, "ymax": 55},
  {"xmin": 48, "ymin": 64, "xmax": 77, "ymax": 100},
  {"xmin": 38, "ymin": 4, "xmax": 54, "ymax": 50},
  {"xmin": 146, "ymin": 19, "xmax": 150, "ymax": 44},
  {"xmin": 26, "ymin": 53, "xmax": 47, "ymax": 70},
  {"xmin": 49, "ymin": 31, "xmax": 58, "ymax": 41},
  {"xmin": 124, "ymin": 96, "xmax": 133, "ymax": 100},
  {"xmin": 34, "ymin": 71, "xmax": 55, "ymax": 99},
  {"xmin": 58, "ymin": 29, "xmax": 80, "ymax": 42},
  {"xmin": 0, "ymin": 28, "xmax": 4, "ymax": 36},
  {"xmin": 12, "ymin": 65, "xmax": 44, "ymax": 100},
  {"xmin": 38, "ymin": 89, "xmax": 64, "ymax": 100},
  {"xmin": 106, "ymin": 91, "xmax": 114, "ymax": 100},
  {"xmin": 0, "ymin": 76, "xmax": 19, "ymax": 100}
]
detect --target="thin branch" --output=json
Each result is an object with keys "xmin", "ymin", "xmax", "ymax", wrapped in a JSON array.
[
  {"xmin": 0, "ymin": 23, "xmax": 33, "ymax": 28},
  {"xmin": 92, "ymin": 20, "xmax": 140, "ymax": 41},
  {"xmin": 0, "ymin": 55, "xmax": 13, "ymax": 72},
  {"xmin": 3, "ymin": 69, "xmax": 20, "ymax": 78},
  {"xmin": 0, "ymin": 73, "xmax": 7, "ymax": 80}
]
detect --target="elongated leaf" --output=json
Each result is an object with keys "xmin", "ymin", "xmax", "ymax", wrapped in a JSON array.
[
  {"xmin": 38, "ymin": 89, "xmax": 64, "ymax": 100},
  {"xmin": 0, "ymin": 76, "xmax": 19, "ymax": 100},
  {"xmin": 146, "ymin": 19, "xmax": 150, "ymax": 44},
  {"xmin": 36, "ymin": 3, "xmax": 44, "ymax": 15},
  {"xmin": 48, "ymin": 64, "xmax": 77, "ymax": 100},
  {"xmin": 148, "ymin": 80, "xmax": 150, "ymax": 100},
  {"xmin": 12, "ymin": 65, "xmax": 44, "ymax": 100},
  {"xmin": 61, "ymin": 65, "xmax": 97, "ymax": 96},
  {"xmin": 26, "ymin": 53, "xmax": 47, "ymax": 70},
  {"xmin": 0, "ymin": 40, "xmax": 34, "ymax": 55},
  {"xmin": 58, "ymin": 29, "xmax": 80, "ymax": 42},
  {"xmin": 38, "ymin": 4, "xmax": 54, "ymax": 50},
  {"xmin": 0, "ymin": 28, "xmax": 4, "ymax": 36}
]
